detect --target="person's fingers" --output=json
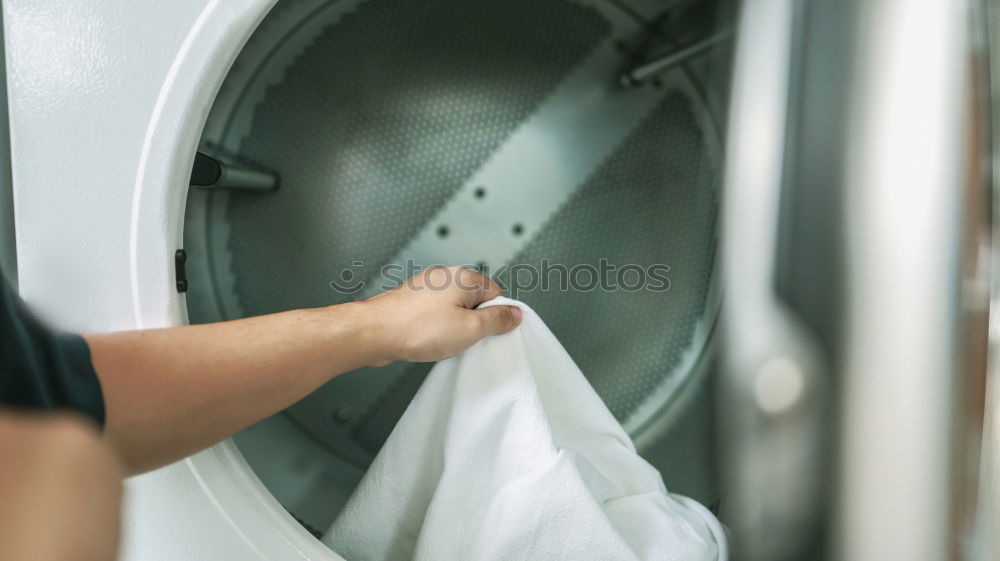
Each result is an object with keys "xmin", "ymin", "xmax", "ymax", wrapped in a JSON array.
[
  {"xmin": 470, "ymin": 305, "xmax": 522, "ymax": 337},
  {"xmin": 455, "ymin": 266, "xmax": 504, "ymax": 307}
]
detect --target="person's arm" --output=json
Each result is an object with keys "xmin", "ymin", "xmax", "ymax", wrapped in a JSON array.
[
  {"xmin": 85, "ymin": 266, "xmax": 521, "ymax": 475},
  {"xmin": 0, "ymin": 412, "xmax": 123, "ymax": 561}
]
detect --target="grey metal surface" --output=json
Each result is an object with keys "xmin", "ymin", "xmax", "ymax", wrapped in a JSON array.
[
  {"xmin": 718, "ymin": 1, "xmax": 827, "ymax": 559},
  {"xmin": 621, "ymin": 29, "xmax": 733, "ymax": 87},
  {"xmin": 378, "ymin": 47, "xmax": 679, "ymax": 275},
  {"xmin": 835, "ymin": 1, "xmax": 971, "ymax": 560},
  {"xmin": 217, "ymin": 164, "xmax": 279, "ymax": 192},
  {"xmin": 514, "ymin": 92, "xmax": 718, "ymax": 422},
  {"xmin": 227, "ymin": 0, "xmax": 610, "ymax": 316},
  {"xmin": 221, "ymin": 0, "xmax": 619, "ymax": 466}
]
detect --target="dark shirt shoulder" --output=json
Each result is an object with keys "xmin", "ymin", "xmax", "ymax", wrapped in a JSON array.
[{"xmin": 0, "ymin": 276, "xmax": 104, "ymax": 425}]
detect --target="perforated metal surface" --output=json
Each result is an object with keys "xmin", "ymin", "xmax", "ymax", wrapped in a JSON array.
[
  {"xmin": 226, "ymin": 0, "xmax": 610, "ymax": 316},
  {"xmin": 513, "ymin": 92, "xmax": 718, "ymax": 421},
  {"xmin": 351, "ymin": 92, "xmax": 718, "ymax": 453},
  {"xmin": 192, "ymin": 0, "xmax": 719, "ymax": 469}
]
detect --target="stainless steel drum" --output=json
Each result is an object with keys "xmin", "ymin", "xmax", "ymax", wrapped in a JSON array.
[{"xmin": 184, "ymin": 0, "xmax": 728, "ymax": 534}]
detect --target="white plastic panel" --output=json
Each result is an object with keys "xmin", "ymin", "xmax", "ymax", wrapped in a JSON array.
[{"xmin": 0, "ymin": 1, "xmax": 335, "ymax": 560}]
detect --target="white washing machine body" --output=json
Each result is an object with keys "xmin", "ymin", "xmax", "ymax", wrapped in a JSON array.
[{"xmin": 1, "ymin": 1, "xmax": 334, "ymax": 559}]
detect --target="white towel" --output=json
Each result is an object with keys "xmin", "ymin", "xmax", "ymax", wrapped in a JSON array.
[{"xmin": 323, "ymin": 297, "xmax": 727, "ymax": 561}]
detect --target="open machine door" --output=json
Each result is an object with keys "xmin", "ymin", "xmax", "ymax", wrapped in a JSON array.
[{"xmin": 718, "ymin": 0, "xmax": 998, "ymax": 560}]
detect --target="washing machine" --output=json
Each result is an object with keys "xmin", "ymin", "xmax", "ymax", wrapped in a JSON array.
[{"xmin": 0, "ymin": 0, "xmax": 996, "ymax": 560}]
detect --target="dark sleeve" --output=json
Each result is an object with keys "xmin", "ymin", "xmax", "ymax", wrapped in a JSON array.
[{"xmin": 0, "ymin": 274, "xmax": 105, "ymax": 426}]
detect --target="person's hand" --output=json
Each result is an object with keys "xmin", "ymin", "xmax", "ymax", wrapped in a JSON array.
[
  {"xmin": 0, "ymin": 412, "xmax": 123, "ymax": 561},
  {"xmin": 362, "ymin": 265, "xmax": 522, "ymax": 364}
]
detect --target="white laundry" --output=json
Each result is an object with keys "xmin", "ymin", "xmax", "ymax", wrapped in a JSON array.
[{"xmin": 323, "ymin": 297, "xmax": 727, "ymax": 561}]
